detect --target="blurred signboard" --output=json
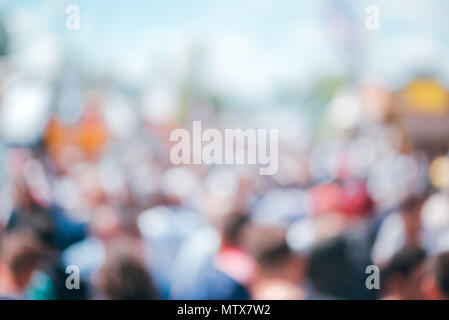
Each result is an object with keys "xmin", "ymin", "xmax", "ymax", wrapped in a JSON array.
[{"xmin": 394, "ymin": 79, "xmax": 449, "ymax": 150}]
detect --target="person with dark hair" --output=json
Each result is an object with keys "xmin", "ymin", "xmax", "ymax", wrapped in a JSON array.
[
  {"xmin": 381, "ymin": 247, "xmax": 427, "ymax": 300},
  {"xmin": 371, "ymin": 192, "xmax": 429, "ymax": 270},
  {"xmin": 243, "ymin": 225, "xmax": 306, "ymax": 300},
  {"xmin": 0, "ymin": 230, "xmax": 45, "ymax": 299},
  {"xmin": 6, "ymin": 161, "xmax": 89, "ymax": 300},
  {"xmin": 8, "ymin": 173, "xmax": 87, "ymax": 252},
  {"xmin": 433, "ymin": 252, "xmax": 449, "ymax": 299},
  {"xmin": 400, "ymin": 194, "xmax": 428, "ymax": 249},
  {"xmin": 96, "ymin": 245, "xmax": 158, "ymax": 300},
  {"xmin": 421, "ymin": 252, "xmax": 449, "ymax": 300},
  {"xmin": 185, "ymin": 213, "xmax": 254, "ymax": 300},
  {"xmin": 306, "ymin": 232, "xmax": 378, "ymax": 300},
  {"xmin": 306, "ymin": 235, "xmax": 351, "ymax": 299}
]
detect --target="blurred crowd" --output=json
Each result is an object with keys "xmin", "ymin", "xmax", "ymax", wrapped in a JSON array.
[
  {"xmin": 1, "ymin": 0, "xmax": 449, "ymax": 301},
  {"xmin": 1, "ymin": 80, "xmax": 449, "ymax": 300}
]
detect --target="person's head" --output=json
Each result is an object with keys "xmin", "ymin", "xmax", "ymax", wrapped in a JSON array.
[
  {"xmin": 220, "ymin": 212, "xmax": 250, "ymax": 249},
  {"xmin": 400, "ymin": 194, "xmax": 428, "ymax": 247},
  {"xmin": 401, "ymin": 193, "xmax": 427, "ymax": 215},
  {"xmin": 12, "ymin": 177, "xmax": 34, "ymax": 211},
  {"xmin": 421, "ymin": 252, "xmax": 449, "ymax": 300},
  {"xmin": 7, "ymin": 206, "xmax": 55, "ymax": 250},
  {"xmin": 242, "ymin": 225, "xmax": 304, "ymax": 283},
  {"xmin": 307, "ymin": 235, "xmax": 350, "ymax": 298},
  {"xmin": 0, "ymin": 230, "xmax": 45, "ymax": 294},
  {"xmin": 381, "ymin": 247, "xmax": 427, "ymax": 300},
  {"xmin": 97, "ymin": 245, "xmax": 158, "ymax": 300},
  {"xmin": 240, "ymin": 224, "xmax": 305, "ymax": 299}
]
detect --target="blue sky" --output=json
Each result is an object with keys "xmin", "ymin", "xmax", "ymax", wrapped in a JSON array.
[{"xmin": 2, "ymin": 0, "xmax": 449, "ymax": 98}]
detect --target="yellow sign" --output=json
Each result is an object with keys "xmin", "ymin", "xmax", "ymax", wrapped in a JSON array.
[{"xmin": 404, "ymin": 80, "xmax": 449, "ymax": 115}]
